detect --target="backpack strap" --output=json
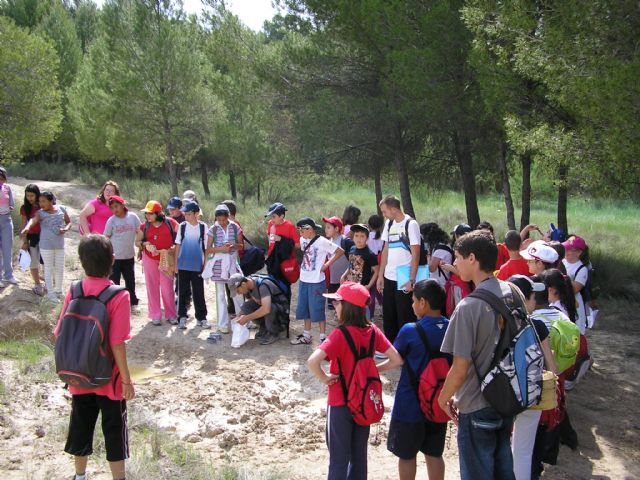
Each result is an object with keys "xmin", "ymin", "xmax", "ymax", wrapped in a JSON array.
[
  {"xmin": 142, "ymin": 221, "xmax": 150, "ymax": 242},
  {"xmin": 71, "ymin": 280, "xmax": 84, "ymax": 300},
  {"xmin": 165, "ymin": 218, "xmax": 175, "ymax": 241},
  {"xmin": 199, "ymin": 222, "xmax": 206, "ymax": 253},
  {"xmin": 467, "ymin": 288, "xmax": 514, "ymax": 323},
  {"xmin": 97, "ymin": 285, "xmax": 126, "ymax": 305},
  {"xmin": 302, "ymin": 235, "xmax": 321, "ymax": 254},
  {"xmin": 180, "ymin": 222, "xmax": 186, "ymax": 242}
]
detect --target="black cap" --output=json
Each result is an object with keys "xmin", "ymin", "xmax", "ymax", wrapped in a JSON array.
[
  {"xmin": 350, "ymin": 223, "xmax": 370, "ymax": 234},
  {"xmin": 296, "ymin": 217, "xmax": 318, "ymax": 229},
  {"xmin": 452, "ymin": 223, "xmax": 472, "ymax": 237}
]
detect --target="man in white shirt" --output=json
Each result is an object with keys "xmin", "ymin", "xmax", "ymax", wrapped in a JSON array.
[{"xmin": 375, "ymin": 195, "xmax": 421, "ymax": 343}]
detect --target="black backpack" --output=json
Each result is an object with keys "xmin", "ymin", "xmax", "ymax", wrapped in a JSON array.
[
  {"xmin": 179, "ymin": 221, "xmax": 206, "ymax": 254},
  {"xmin": 240, "ymin": 236, "xmax": 266, "ymax": 276},
  {"xmin": 574, "ymin": 263, "xmax": 598, "ymax": 303},
  {"xmin": 55, "ymin": 281, "xmax": 125, "ymax": 388},
  {"xmin": 253, "ymin": 274, "xmax": 291, "ymax": 336},
  {"xmin": 386, "ymin": 218, "xmax": 428, "ymax": 265}
]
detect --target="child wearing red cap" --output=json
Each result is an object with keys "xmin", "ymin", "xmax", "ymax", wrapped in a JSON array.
[
  {"xmin": 104, "ymin": 196, "xmax": 141, "ymax": 308},
  {"xmin": 307, "ymin": 282, "xmax": 402, "ymax": 480},
  {"xmin": 323, "ymin": 215, "xmax": 354, "ymax": 303}
]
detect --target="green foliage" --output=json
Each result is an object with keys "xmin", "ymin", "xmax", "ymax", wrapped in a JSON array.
[
  {"xmin": 68, "ymin": 0, "xmax": 223, "ymax": 193},
  {"xmin": 0, "ymin": 16, "xmax": 63, "ymax": 159},
  {"xmin": 0, "ymin": 338, "xmax": 53, "ymax": 374}
]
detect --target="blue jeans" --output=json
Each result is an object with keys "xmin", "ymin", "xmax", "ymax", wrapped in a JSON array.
[
  {"xmin": 457, "ymin": 407, "xmax": 515, "ymax": 480},
  {"xmin": 326, "ymin": 406, "xmax": 369, "ymax": 480},
  {"xmin": 0, "ymin": 213, "xmax": 14, "ymax": 280}
]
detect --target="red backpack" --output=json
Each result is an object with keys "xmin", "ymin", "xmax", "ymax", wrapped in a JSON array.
[
  {"xmin": 337, "ymin": 326, "xmax": 385, "ymax": 426},
  {"xmin": 445, "ymin": 274, "xmax": 473, "ymax": 317},
  {"xmin": 405, "ymin": 322, "xmax": 452, "ymax": 423}
]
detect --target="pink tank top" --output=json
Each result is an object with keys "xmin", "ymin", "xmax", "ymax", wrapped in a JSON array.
[{"xmin": 87, "ymin": 198, "xmax": 112, "ymax": 234}]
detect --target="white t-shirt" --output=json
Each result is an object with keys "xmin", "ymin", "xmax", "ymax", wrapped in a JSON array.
[
  {"xmin": 175, "ymin": 221, "xmax": 208, "ymax": 271},
  {"xmin": 367, "ymin": 232, "xmax": 384, "ymax": 255},
  {"xmin": 300, "ymin": 235, "xmax": 339, "ymax": 284},
  {"xmin": 431, "ymin": 246, "xmax": 453, "ymax": 287},
  {"xmin": 381, "ymin": 215, "xmax": 421, "ymax": 281},
  {"xmin": 531, "ymin": 307, "xmax": 571, "ymax": 331},
  {"xmin": 563, "ymin": 259, "xmax": 590, "ymax": 334}
]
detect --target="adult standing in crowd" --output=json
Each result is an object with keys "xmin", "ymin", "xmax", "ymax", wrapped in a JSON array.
[
  {"xmin": 376, "ymin": 195, "xmax": 421, "ymax": 343},
  {"xmin": 104, "ymin": 195, "xmax": 141, "ymax": 309},
  {"xmin": 78, "ymin": 180, "xmax": 119, "ymax": 235},
  {"xmin": 0, "ymin": 167, "xmax": 17, "ymax": 286}
]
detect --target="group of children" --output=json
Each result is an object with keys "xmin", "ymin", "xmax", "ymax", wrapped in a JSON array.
[{"xmin": 0, "ymin": 169, "xmax": 598, "ymax": 480}]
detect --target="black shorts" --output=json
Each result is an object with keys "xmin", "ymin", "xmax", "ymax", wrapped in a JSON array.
[
  {"xmin": 65, "ymin": 394, "xmax": 129, "ymax": 462},
  {"xmin": 387, "ymin": 418, "xmax": 447, "ymax": 459}
]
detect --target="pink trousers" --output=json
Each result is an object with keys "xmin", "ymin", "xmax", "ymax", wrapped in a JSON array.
[{"xmin": 142, "ymin": 254, "xmax": 177, "ymax": 321}]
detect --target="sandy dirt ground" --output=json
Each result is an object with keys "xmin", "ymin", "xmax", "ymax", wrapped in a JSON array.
[{"xmin": 0, "ymin": 178, "xmax": 639, "ymax": 479}]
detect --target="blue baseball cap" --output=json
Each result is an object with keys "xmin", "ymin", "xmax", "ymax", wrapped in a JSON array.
[
  {"xmin": 181, "ymin": 202, "xmax": 200, "ymax": 213},
  {"xmin": 167, "ymin": 196, "xmax": 182, "ymax": 209},
  {"xmin": 265, "ymin": 202, "xmax": 286, "ymax": 217}
]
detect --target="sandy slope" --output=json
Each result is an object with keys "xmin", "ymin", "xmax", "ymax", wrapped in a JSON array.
[{"xmin": 0, "ymin": 177, "xmax": 639, "ymax": 479}]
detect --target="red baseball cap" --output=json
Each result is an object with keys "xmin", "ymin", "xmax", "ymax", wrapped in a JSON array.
[
  {"xmin": 323, "ymin": 282, "xmax": 370, "ymax": 308},
  {"xmin": 322, "ymin": 216, "xmax": 344, "ymax": 231},
  {"xmin": 108, "ymin": 195, "xmax": 126, "ymax": 206}
]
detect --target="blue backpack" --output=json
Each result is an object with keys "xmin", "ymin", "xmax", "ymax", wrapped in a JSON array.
[{"xmin": 468, "ymin": 286, "xmax": 544, "ymax": 417}]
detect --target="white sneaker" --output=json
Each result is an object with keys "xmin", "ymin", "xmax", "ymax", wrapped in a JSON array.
[
  {"xmin": 199, "ymin": 320, "xmax": 211, "ymax": 329},
  {"xmin": 46, "ymin": 293, "xmax": 60, "ymax": 303},
  {"xmin": 167, "ymin": 317, "xmax": 179, "ymax": 326},
  {"xmin": 290, "ymin": 334, "xmax": 311, "ymax": 345},
  {"xmin": 4, "ymin": 276, "xmax": 18, "ymax": 285},
  {"xmin": 218, "ymin": 326, "xmax": 230, "ymax": 334},
  {"xmin": 151, "ymin": 318, "xmax": 162, "ymax": 326},
  {"xmin": 178, "ymin": 317, "xmax": 188, "ymax": 329}
]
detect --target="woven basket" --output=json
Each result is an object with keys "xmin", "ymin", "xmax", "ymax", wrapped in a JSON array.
[{"xmin": 531, "ymin": 370, "xmax": 558, "ymax": 410}]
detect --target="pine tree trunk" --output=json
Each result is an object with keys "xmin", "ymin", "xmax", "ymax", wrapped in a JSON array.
[
  {"xmin": 519, "ymin": 151, "xmax": 532, "ymax": 231},
  {"xmin": 200, "ymin": 157, "xmax": 210, "ymax": 198},
  {"xmin": 394, "ymin": 125, "xmax": 415, "ymax": 218},
  {"xmin": 374, "ymin": 159, "xmax": 383, "ymax": 215},
  {"xmin": 229, "ymin": 170, "xmax": 237, "ymax": 200},
  {"xmin": 557, "ymin": 162, "xmax": 569, "ymax": 233},
  {"xmin": 499, "ymin": 141, "xmax": 516, "ymax": 230},
  {"xmin": 452, "ymin": 129, "xmax": 480, "ymax": 228}
]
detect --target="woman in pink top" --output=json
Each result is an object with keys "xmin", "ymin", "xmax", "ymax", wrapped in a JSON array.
[{"xmin": 78, "ymin": 180, "xmax": 119, "ymax": 235}]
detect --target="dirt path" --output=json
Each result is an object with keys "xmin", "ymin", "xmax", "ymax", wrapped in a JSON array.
[{"xmin": 1, "ymin": 178, "xmax": 639, "ymax": 479}]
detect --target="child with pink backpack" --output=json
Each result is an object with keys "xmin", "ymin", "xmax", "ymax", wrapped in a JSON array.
[{"xmin": 307, "ymin": 282, "xmax": 402, "ymax": 480}]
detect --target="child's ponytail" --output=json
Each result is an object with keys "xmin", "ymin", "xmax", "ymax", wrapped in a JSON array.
[{"xmin": 541, "ymin": 268, "xmax": 577, "ymax": 323}]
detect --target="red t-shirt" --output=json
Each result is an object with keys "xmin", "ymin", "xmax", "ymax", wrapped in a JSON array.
[
  {"xmin": 54, "ymin": 277, "xmax": 131, "ymax": 401},
  {"xmin": 20, "ymin": 204, "xmax": 41, "ymax": 234},
  {"xmin": 496, "ymin": 257, "xmax": 531, "ymax": 281},
  {"xmin": 319, "ymin": 324, "xmax": 392, "ymax": 406},
  {"xmin": 495, "ymin": 242, "xmax": 510, "ymax": 270},
  {"xmin": 266, "ymin": 219, "xmax": 300, "ymax": 257},
  {"xmin": 139, "ymin": 218, "xmax": 178, "ymax": 260}
]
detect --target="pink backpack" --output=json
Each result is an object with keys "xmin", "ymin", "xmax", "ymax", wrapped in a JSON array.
[
  {"xmin": 337, "ymin": 326, "xmax": 384, "ymax": 426},
  {"xmin": 445, "ymin": 274, "xmax": 473, "ymax": 317}
]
